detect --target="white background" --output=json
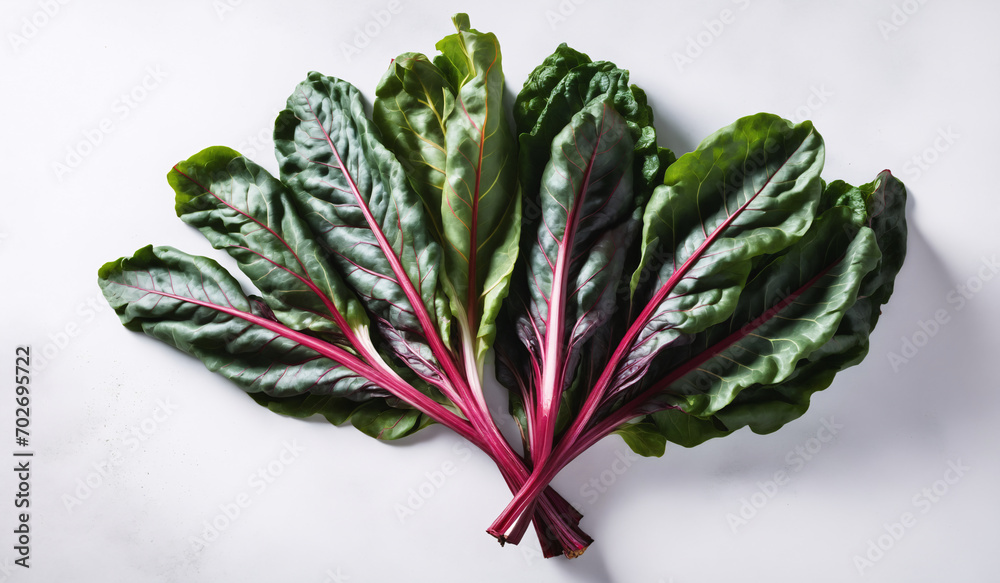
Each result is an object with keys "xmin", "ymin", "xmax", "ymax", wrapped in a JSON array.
[{"xmin": 2, "ymin": 0, "xmax": 998, "ymax": 581}]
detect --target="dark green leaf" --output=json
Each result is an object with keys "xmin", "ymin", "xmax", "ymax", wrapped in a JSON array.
[
  {"xmin": 519, "ymin": 99, "xmax": 636, "ymax": 390},
  {"xmin": 617, "ymin": 114, "xmax": 825, "ymax": 396},
  {"xmin": 274, "ymin": 73, "xmax": 451, "ymax": 379},
  {"xmin": 515, "ymin": 46, "xmax": 671, "ymax": 210},
  {"xmin": 168, "ymin": 146, "xmax": 367, "ymax": 338},
  {"xmin": 96, "ymin": 246, "xmax": 435, "ymax": 438},
  {"xmin": 646, "ymin": 171, "xmax": 909, "ymax": 446}
]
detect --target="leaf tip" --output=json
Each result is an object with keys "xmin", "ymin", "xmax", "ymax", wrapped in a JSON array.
[{"xmin": 451, "ymin": 12, "xmax": 471, "ymax": 32}]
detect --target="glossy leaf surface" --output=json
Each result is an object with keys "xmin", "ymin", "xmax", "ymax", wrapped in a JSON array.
[
  {"xmin": 637, "ymin": 171, "xmax": 907, "ymax": 447},
  {"xmin": 616, "ymin": 114, "xmax": 825, "ymax": 395},
  {"xmin": 523, "ymin": 100, "xmax": 634, "ymax": 376},
  {"xmin": 373, "ymin": 15, "xmax": 521, "ymax": 367},
  {"xmin": 373, "ymin": 53, "xmax": 453, "ymax": 237},
  {"xmin": 275, "ymin": 73, "xmax": 450, "ymax": 381},
  {"xmin": 169, "ymin": 146, "xmax": 367, "ymax": 338},
  {"xmin": 435, "ymin": 14, "xmax": 521, "ymax": 365},
  {"xmin": 97, "ymin": 245, "xmax": 430, "ymax": 439}
]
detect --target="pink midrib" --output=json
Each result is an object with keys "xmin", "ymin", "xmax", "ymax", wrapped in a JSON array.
[
  {"xmin": 587, "ymin": 258, "xmax": 840, "ymax": 440},
  {"xmin": 173, "ymin": 165, "xmax": 359, "ymax": 344},
  {"xmin": 488, "ymin": 249, "xmax": 841, "ymax": 539},
  {"xmin": 535, "ymin": 106, "xmax": 609, "ymax": 462},
  {"xmin": 111, "ymin": 278, "xmax": 480, "ymax": 438},
  {"xmin": 489, "ymin": 138, "xmax": 812, "ymax": 536},
  {"xmin": 448, "ymin": 54, "xmax": 551, "ymax": 496},
  {"xmin": 458, "ymin": 47, "xmax": 498, "ymax": 339},
  {"xmin": 300, "ymin": 90, "xmax": 466, "ymax": 392},
  {"xmin": 302, "ymin": 89, "xmax": 538, "ymax": 477},
  {"xmin": 297, "ymin": 85, "xmax": 590, "ymax": 549},
  {"xmin": 572, "ymin": 138, "xmax": 806, "ymax": 436}
]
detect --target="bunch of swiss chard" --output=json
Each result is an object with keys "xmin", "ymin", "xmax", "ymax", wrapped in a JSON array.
[{"xmin": 98, "ymin": 14, "xmax": 907, "ymax": 558}]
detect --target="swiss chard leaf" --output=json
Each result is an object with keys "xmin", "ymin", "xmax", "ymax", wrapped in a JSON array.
[
  {"xmin": 513, "ymin": 99, "xmax": 638, "ymax": 456},
  {"xmin": 640, "ymin": 205, "xmax": 882, "ymax": 416},
  {"xmin": 499, "ymin": 44, "xmax": 676, "ymax": 454},
  {"xmin": 434, "ymin": 14, "xmax": 521, "ymax": 367},
  {"xmin": 168, "ymin": 146, "xmax": 367, "ymax": 339},
  {"xmin": 637, "ymin": 170, "xmax": 907, "ymax": 448},
  {"xmin": 97, "ymin": 245, "xmax": 431, "ymax": 439},
  {"xmin": 373, "ymin": 53, "xmax": 454, "ymax": 239},
  {"xmin": 523, "ymin": 99, "xmax": 635, "ymax": 390},
  {"xmin": 616, "ymin": 114, "xmax": 825, "ymax": 396},
  {"xmin": 274, "ymin": 73, "xmax": 451, "ymax": 384},
  {"xmin": 372, "ymin": 15, "xmax": 522, "ymax": 371}
]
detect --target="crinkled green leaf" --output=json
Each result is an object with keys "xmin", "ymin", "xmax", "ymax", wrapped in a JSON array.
[
  {"xmin": 432, "ymin": 14, "xmax": 521, "ymax": 366},
  {"xmin": 635, "ymin": 171, "xmax": 908, "ymax": 448},
  {"xmin": 646, "ymin": 207, "xmax": 880, "ymax": 416},
  {"xmin": 498, "ymin": 45, "xmax": 676, "ymax": 451},
  {"xmin": 503, "ymin": 99, "xmax": 638, "ymax": 457},
  {"xmin": 372, "ymin": 14, "xmax": 523, "ymax": 367},
  {"xmin": 274, "ymin": 73, "xmax": 450, "ymax": 382},
  {"xmin": 616, "ymin": 114, "xmax": 825, "ymax": 396},
  {"xmin": 513, "ymin": 43, "xmax": 592, "ymax": 134},
  {"xmin": 168, "ymin": 146, "xmax": 367, "ymax": 338},
  {"xmin": 519, "ymin": 100, "xmax": 636, "ymax": 409},
  {"xmin": 97, "ymin": 245, "xmax": 430, "ymax": 439},
  {"xmin": 372, "ymin": 53, "xmax": 454, "ymax": 238},
  {"xmin": 514, "ymin": 45, "xmax": 672, "ymax": 209}
]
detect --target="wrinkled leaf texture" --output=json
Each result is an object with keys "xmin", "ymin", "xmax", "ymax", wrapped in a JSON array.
[
  {"xmin": 373, "ymin": 14, "xmax": 520, "ymax": 368},
  {"xmin": 496, "ymin": 45, "xmax": 676, "ymax": 449},
  {"xmin": 98, "ymin": 245, "xmax": 430, "ymax": 439},
  {"xmin": 499, "ymin": 43, "xmax": 906, "ymax": 456}
]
